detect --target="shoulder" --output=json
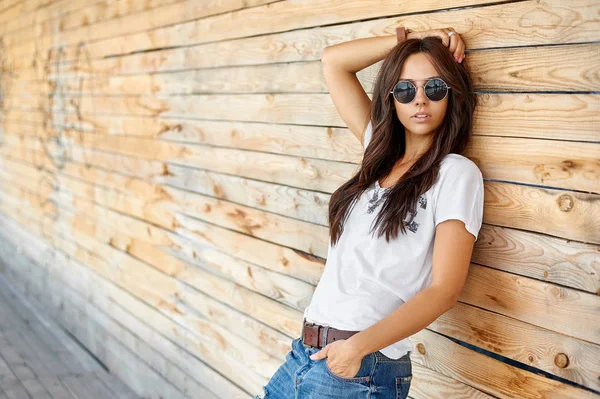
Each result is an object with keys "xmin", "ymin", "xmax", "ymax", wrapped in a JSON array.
[
  {"xmin": 433, "ymin": 154, "xmax": 483, "ymax": 195},
  {"xmin": 439, "ymin": 153, "xmax": 482, "ymax": 179}
]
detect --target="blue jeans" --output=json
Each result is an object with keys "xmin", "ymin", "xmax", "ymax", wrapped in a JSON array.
[{"xmin": 254, "ymin": 336, "xmax": 412, "ymax": 398}]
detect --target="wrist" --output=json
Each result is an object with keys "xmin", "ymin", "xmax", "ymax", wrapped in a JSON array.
[
  {"xmin": 396, "ymin": 27, "xmax": 415, "ymax": 43},
  {"xmin": 347, "ymin": 332, "xmax": 371, "ymax": 358}
]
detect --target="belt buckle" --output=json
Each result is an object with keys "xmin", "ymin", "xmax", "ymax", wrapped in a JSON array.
[{"xmin": 301, "ymin": 318, "xmax": 317, "ymax": 348}]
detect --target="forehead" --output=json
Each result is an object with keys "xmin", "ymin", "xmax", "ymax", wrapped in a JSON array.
[{"xmin": 399, "ymin": 53, "xmax": 440, "ymax": 81}]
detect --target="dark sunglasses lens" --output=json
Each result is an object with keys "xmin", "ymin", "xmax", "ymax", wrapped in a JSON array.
[
  {"xmin": 393, "ymin": 81, "xmax": 415, "ymax": 103},
  {"xmin": 425, "ymin": 78, "xmax": 448, "ymax": 101}
]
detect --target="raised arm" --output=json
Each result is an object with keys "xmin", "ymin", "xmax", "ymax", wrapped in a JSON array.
[
  {"xmin": 321, "ymin": 34, "xmax": 400, "ymax": 148},
  {"xmin": 321, "ymin": 28, "xmax": 465, "ymax": 149}
]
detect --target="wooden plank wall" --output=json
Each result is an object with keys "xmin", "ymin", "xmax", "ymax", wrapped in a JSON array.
[{"xmin": 0, "ymin": 0, "xmax": 598, "ymax": 398}]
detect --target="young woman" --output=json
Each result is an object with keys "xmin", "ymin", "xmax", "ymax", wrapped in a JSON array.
[{"xmin": 255, "ymin": 27, "xmax": 483, "ymax": 399}]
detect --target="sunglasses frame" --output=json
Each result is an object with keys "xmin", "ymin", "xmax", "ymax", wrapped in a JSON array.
[{"xmin": 389, "ymin": 78, "xmax": 451, "ymax": 104}]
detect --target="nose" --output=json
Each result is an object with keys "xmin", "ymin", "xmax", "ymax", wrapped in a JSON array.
[{"xmin": 413, "ymin": 85, "xmax": 429, "ymax": 105}]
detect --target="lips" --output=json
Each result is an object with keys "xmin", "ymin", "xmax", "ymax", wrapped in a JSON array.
[{"xmin": 411, "ymin": 113, "xmax": 432, "ymax": 123}]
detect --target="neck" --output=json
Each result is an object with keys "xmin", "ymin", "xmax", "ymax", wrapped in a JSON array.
[{"xmin": 402, "ymin": 129, "xmax": 433, "ymax": 161}]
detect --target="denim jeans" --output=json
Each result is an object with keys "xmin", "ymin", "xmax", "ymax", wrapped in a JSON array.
[{"xmin": 254, "ymin": 336, "xmax": 412, "ymax": 398}]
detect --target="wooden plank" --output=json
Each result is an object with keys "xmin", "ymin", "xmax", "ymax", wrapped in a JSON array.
[
  {"xmin": 0, "ymin": 203, "xmax": 320, "ymax": 394},
  {"xmin": 0, "ymin": 0, "xmax": 53, "ymax": 27},
  {"xmin": 3, "ymin": 267, "xmax": 198, "ymax": 399},
  {"xmin": 5, "ymin": 91, "xmax": 600, "ymax": 151},
  {"xmin": 25, "ymin": 325, "xmax": 89, "ymax": 376},
  {"xmin": 0, "ymin": 225, "xmax": 253, "ymax": 399},
  {"xmin": 1, "ymin": 211, "xmax": 597, "ymax": 399},
  {"xmin": 0, "ymin": 153, "xmax": 327, "ymax": 287},
  {"xmin": 0, "ymin": 0, "xmax": 78, "ymax": 36},
  {"xmin": 12, "ymin": 39, "xmax": 600, "ymax": 99},
  {"xmin": 0, "ymin": 378, "xmax": 31, "ymax": 399},
  {"xmin": 0, "ymin": 305, "xmax": 20, "ymax": 330},
  {"xmin": 0, "ymin": 217, "xmax": 249, "ymax": 399},
  {"xmin": 59, "ymin": 375, "xmax": 98, "ymax": 399},
  {"xmin": 19, "ymin": 327, "xmax": 73, "ymax": 377},
  {"xmin": 45, "ymin": 200, "xmax": 600, "ymax": 388},
  {"xmin": 1, "ymin": 329, "xmax": 55, "ymax": 380},
  {"xmin": 5, "ymin": 0, "xmax": 275, "ymax": 60},
  {"xmin": 2, "ymin": 132, "xmax": 599, "ymax": 248},
  {"xmin": 0, "ymin": 0, "xmax": 184, "ymax": 43},
  {"xmin": 1, "ymin": 186, "xmax": 599, "ymax": 392},
  {"xmin": 4, "ymin": 117, "xmax": 599, "ymax": 194},
  {"xmin": 93, "ymin": 372, "xmax": 139, "ymax": 399},
  {"xmin": 23, "ymin": 313, "xmax": 105, "ymax": 374},
  {"xmin": 20, "ymin": 379, "xmax": 51, "ymax": 399},
  {"xmin": 0, "ymin": 276, "xmax": 103, "ymax": 384},
  {"xmin": 10, "ymin": 47, "xmax": 600, "ymax": 119},
  {"xmin": 1, "ymin": 152, "xmax": 600, "ymax": 348},
  {"xmin": 0, "ymin": 298, "xmax": 29, "ymax": 334},
  {"xmin": 0, "ymin": 214, "xmax": 494, "ymax": 399},
  {"xmin": 472, "ymin": 225, "xmax": 599, "ymax": 295},
  {"xmin": 0, "ymin": 292, "xmax": 72, "ymax": 379},
  {"xmin": 37, "ymin": 377, "xmax": 77, "ymax": 399},
  {"xmin": 0, "ymin": 333, "xmax": 37, "ymax": 382},
  {"xmin": 0, "ymin": 353, "xmax": 17, "ymax": 382},
  {"xmin": 72, "ymin": 373, "xmax": 119, "ymax": 399},
  {"xmin": 36, "ymin": 268, "xmax": 221, "ymax": 399},
  {"xmin": 5, "ymin": 0, "xmax": 501, "ymax": 64},
  {"xmin": 2, "ymin": 270, "xmax": 180, "ymax": 399},
  {"xmin": 10, "ymin": 0, "xmax": 599, "ymax": 69},
  {"xmin": 0, "ymin": 284, "xmax": 74, "ymax": 378}
]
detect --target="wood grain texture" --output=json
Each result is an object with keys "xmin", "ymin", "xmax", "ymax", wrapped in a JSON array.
[
  {"xmin": 1, "ymin": 166, "xmax": 600, "ymax": 396},
  {"xmin": 2, "ymin": 210, "xmax": 597, "ymax": 398}
]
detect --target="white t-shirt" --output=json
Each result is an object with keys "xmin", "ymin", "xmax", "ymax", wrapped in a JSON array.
[{"xmin": 303, "ymin": 120, "xmax": 484, "ymax": 359}]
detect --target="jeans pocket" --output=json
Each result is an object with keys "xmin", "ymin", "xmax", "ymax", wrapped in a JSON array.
[
  {"xmin": 323, "ymin": 356, "xmax": 371, "ymax": 384},
  {"xmin": 376, "ymin": 350, "xmax": 411, "ymax": 363},
  {"xmin": 395, "ymin": 375, "xmax": 412, "ymax": 399}
]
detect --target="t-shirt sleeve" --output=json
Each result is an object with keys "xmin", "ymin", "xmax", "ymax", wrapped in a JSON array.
[
  {"xmin": 362, "ymin": 120, "xmax": 373, "ymax": 152},
  {"xmin": 433, "ymin": 158, "xmax": 484, "ymax": 242}
]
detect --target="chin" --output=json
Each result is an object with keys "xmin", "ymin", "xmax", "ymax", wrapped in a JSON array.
[{"xmin": 409, "ymin": 124, "xmax": 438, "ymax": 132}]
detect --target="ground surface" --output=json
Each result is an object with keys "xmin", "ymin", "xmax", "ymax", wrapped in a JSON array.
[{"xmin": 0, "ymin": 274, "xmax": 139, "ymax": 399}]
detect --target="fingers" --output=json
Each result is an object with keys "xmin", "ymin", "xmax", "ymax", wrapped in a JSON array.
[
  {"xmin": 310, "ymin": 345, "xmax": 329, "ymax": 360},
  {"xmin": 454, "ymin": 41, "xmax": 465, "ymax": 63},
  {"xmin": 442, "ymin": 28, "xmax": 457, "ymax": 52},
  {"xmin": 442, "ymin": 28, "xmax": 465, "ymax": 63}
]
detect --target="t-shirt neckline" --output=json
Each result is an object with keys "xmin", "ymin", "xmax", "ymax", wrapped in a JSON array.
[{"xmin": 375, "ymin": 179, "xmax": 391, "ymax": 191}]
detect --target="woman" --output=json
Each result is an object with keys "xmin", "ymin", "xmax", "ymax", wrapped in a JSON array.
[{"xmin": 255, "ymin": 27, "xmax": 483, "ymax": 399}]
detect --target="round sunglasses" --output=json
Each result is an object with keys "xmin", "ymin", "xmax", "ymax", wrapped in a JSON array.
[{"xmin": 389, "ymin": 78, "xmax": 451, "ymax": 104}]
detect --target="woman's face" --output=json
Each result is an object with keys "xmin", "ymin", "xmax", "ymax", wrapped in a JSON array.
[{"xmin": 392, "ymin": 53, "xmax": 449, "ymax": 137}]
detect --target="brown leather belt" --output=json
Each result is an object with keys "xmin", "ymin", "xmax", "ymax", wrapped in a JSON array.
[{"xmin": 301, "ymin": 318, "xmax": 360, "ymax": 349}]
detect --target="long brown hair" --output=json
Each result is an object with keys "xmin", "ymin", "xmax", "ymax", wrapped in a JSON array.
[{"xmin": 328, "ymin": 36, "xmax": 477, "ymax": 246}]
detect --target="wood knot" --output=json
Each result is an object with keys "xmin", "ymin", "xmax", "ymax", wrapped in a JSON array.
[
  {"xmin": 416, "ymin": 343, "xmax": 426, "ymax": 355},
  {"xmin": 557, "ymin": 194, "xmax": 573, "ymax": 212},
  {"xmin": 554, "ymin": 353, "xmax": 569, "ymax": 368}
]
